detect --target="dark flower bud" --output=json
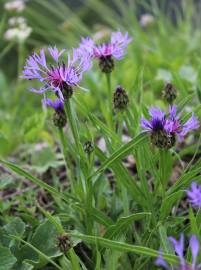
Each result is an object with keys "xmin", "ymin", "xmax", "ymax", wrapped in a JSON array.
[
  {"xmin": 162, "ymin": 82, "xmax": 177, "ymax": 104},
  {"xmin": 83, "ymin": 141, "xmax": 94, "ymax": 154},
  {"xmin": 99, "ymin": 56, "xmax": 114, "ymax": 73},
  {"xmin": 151, "ymin": 130, "xmax": 175, "ymax": 149},
  {"xmin": 43, "ymin": 98, "xmax": 67, "ymax": 128},
  {"xmin": 61, "ymin": 83, "xmax": 73, "ymax": 100},
  {"xmin": 53, "ymin": 110, "xmax": 67, "ymax": 128},
  {"xmin": 57, "ymin": 234, "xmax": 72, "ymax": 253},
  {"xmin": 113, "ymin": 85, "xmax": 129, "ymax": 110}
]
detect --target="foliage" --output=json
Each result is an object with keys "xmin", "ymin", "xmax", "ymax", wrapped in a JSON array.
[{"xmin": 0, "ymin": 0, "xmax": 201, "ymax": 269}]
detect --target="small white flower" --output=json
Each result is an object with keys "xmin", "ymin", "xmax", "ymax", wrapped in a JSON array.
[
  {"xmin": 4, "ymin": 0, "xmax": 25, "ymax": 12},
  {"xmin": 140, "ymin": 13, "xmax": 155, "ymax": 27},
  {"xmin": 4, "ymin": 26, "xmax": 32, "ymax": 42},
  {"xmin": 8, "ymin": 16, "xmax": 26, "ymax": 27}
]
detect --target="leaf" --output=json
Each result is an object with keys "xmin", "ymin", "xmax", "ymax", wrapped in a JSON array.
[
  {"xmin": 160, "ymin": 191, "xmax": 184, "ymax": 220},
  {"xmin": 31, "ymin": 147, "xmax": 63, "ymax": 173},
  {"xmin": 103, "ymin": 212, "xmax": 151, "ymax": 239},
  {"xmin": 0, "ymin": 246, "xmax": 17, "ymax": 270},
  {"xmin": 90, "ymin": 133, "xmax": 148, "ymax": 179},
  {"xmin": 4, "ymin": 217, "xmax": 25, "ymax": 238},
  {"xmin": 95, "ymin": 146, "xmax": 147, "ymax": 208},
  {"xmin": 9, "ymin": 235, "xmax": 62, "ymax": 270},
  {"xmin": 30, "ymin": 220, "xmax": 61, "ymax": 257},
  {"xmin": 167, "ymin": 166, "xmax": 201, "ymax": 195},
  {"xmin": 0, "ymin": 159, "xmax": 77, "ymax": 202},
  {"xmin": 73, "ymin": 204, "xmax": 114, "ymax": 227},
  {"xmin": 68, "ymin": 232, "xmax": 179, "ymax": 265},
  {"xmin": 0, "ymin": 176, "xmax": 13, "ymax": 189},
  {"xmin": 177, "ymin": 93, "xmax": 195, "ymax": 113}
]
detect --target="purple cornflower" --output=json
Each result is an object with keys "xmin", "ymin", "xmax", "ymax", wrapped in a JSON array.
[
  {"xmin": 22, "ymin": 46, "xmax": 91, "ymax": 100},
  {"xmin": 141, "ymin": 105, "xmax": 199, "ymax": 149},
  {"xmin": 186, "ymin": 182, "xmax": 201, "ymax": 209},
  {"xmin": 79, "ymin": 31, "xmax": 132, "ymax": 73},
  {"xmin": 155, "ymin": 234, "xmax": 201, "ymax": 270},
  {"xmin": 43, "ymin": 98, "xmax": 64, "ymax": 111}
]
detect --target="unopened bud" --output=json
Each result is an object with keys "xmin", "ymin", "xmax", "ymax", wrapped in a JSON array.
[
  {"xmin": 53, "ymin": 110, "xmax": 67, "ymax": 128},
  {"xmin": 151, "ymin": 130, "xmax": 175, "ymax": 149},
  {"xmin": 61, "ymin": 83, "xmax": 73, "ymax": 100},
  {"xmin": 99, "ymin": 55, "xmax": 114, "ymax": 73},
  {"xmin": 163, "ymin": 82, "xmax": 177, "ymax": 104},
  {"xmin": 83, "ymin": 141, "xmax": 94, "ymax": 154},
  {"xmin": 113, "ymin": 85, "xmax": 129, "ymax": 110},
  {"xmin": 57, "ymin": 234, "xmax": 72, "ymax": 253}
]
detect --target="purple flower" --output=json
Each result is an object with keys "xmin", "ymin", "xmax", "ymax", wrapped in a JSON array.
[
  {"xmin": 43, "ymin": 98, "xmax": 64, "ymax": 111},
  {"xmin": 80, "ymin": 31, "xmax": 132, "ymax": 60},
  {"xmin": 79, "ymin": 31, "xmax": 132, "ymax": 73},
  {"xmin": 155, "ymin": 234, "xmax": 201, "ymax": 270},
  {"xmin": 186, "ymin": 182, "xmax": 201, "ymax": 209},
  {"xmin": 141, "ymin": 105, "xmax": 199, "ymax": 148},
  {"xmin": 22, "ymin": 46, "xmax": 91, "ymax": 100}
]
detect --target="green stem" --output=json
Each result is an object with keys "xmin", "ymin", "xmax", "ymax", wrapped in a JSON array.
[
  {"xmin": 159, "ymin": 149, "xmax": 168, "ymax": 198},
  {"xmin": 105, "ymin": 73, "xmax": 114, "ymax": 129},
  {"xmin": 117, "ymin": 111, "xmax": 123, "ymax": 140},
  {"xmin": 106, "ymin": 73, "xmax": 111, "ymax": 96},
  {"xmin": 58, "ymin": 128, "xmax": 74, "ymax": 192},
  {"xmin": 64, "ymin": 99, "xmax": 80, "ymax": 152},
  {"xmin": 18, "ymin": 42, "xmax": 24, "ymax": 77}
]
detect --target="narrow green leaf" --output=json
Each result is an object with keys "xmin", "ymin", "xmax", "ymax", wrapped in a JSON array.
[
  {"xmin": 68, "ymin": 232, "xmax": 178, "ymax": 265},
  {"xmin": 0, "ymin": 159, "xmax": 77, "ymax": 202},
  {"xmin": 90, "ymin": 133, "xmax": 148, "ymax": 179},
  {"xmin": 104, "ymin": 212, "xmax": 151, "ymax": 239},
  {"xmin": 160, "ymin": 191, "xmax": 184, "ymax": 221}
]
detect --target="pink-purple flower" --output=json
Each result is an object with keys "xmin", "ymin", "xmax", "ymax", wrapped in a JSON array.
[
  {"xmin": 22, "ymin": 46, "xmax": 91, "ymax": 100},
  {"xmin": 141, "ymin": 105, "xmax": 199, "ymax": 148},
  {"xmin": 155, "ymin": 234, "xmax": 201, "ymax": 270},
  {"xmin": 186, "ymin": 182, "xmax": 201, "ymax": 209},
  {"xmin": 79, "ymin": 31, "xmax": 132, "ymax": 73}
]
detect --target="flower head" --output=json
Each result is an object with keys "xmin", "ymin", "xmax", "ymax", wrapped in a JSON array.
[
  {"xmin": 22, "ymin": 46, "xmax": 91, "ymax": 100},
  {"xmin": 113, "ymin": 85, "xmax": 129, "ymax": 110},
  {"xmin": 43, "ymin": 98, "xmax": 64, "ymax": 111},
  {"xmin": 79, "ymin": 31, "xmax": 132, "ymax": 73},
  {"xmin": 155, "ymin": 234, "xmax": 200, "ymax": 270},
  {"xmin": 43, "ymin": 98, "xmax": 66, "ymax": 128},
  {"xmin": 186, "ymin": 182, "xmax": 201, "ymax": 209},
  {"xmin": 4, "ymin": 0, "xmax": 25, "ymax": 12},
  {"xmin": 141, "ymin": 105, "xmax": 199, "ymax": 149}
]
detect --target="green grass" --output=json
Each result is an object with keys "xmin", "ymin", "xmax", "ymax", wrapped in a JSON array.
[{"xmin": 0, "ymin": 0, "xmax": 201, "ymax": 269}]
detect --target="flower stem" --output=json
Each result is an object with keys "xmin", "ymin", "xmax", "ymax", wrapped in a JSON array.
[
  {"xmin": 105, "ymin": 73, "xmax": 114, "ymax": 129},
  {"xmin": 58, "ymin": 128, "xmax": 74, "ymax": 192},
  {"xmin": 64, "ymin": 99, "xmax": 81, "ymax": 152},
  {"xmin": 159, "ymin": 149, "xmax": 169, "ymax": 198}
]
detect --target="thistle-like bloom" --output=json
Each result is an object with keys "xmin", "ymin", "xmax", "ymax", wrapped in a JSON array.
[
  {"xmin": 155, "ymin": 234, "xmax": 201, "ymax": 270},
  {"xmin": 186, "ymin": 182, "xmax": 201, "ymax": 209},
  {"xmin": 22, "ymin": 46, "xmax": 91, "ymax": 100},
  {"xmin": 43, "ymin": 98, "xmax": 66, "ymax": 128},
  {"xmin": 79, "ymin": 31, "xmax": 132, "ymax": 73},
  {"xmin": 43, "ymin": 98, "xmax": 64, "ymax": 111},
  {"xmin": 141, "ymin": 105, "xmax": 199, "ymax": 149}
]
